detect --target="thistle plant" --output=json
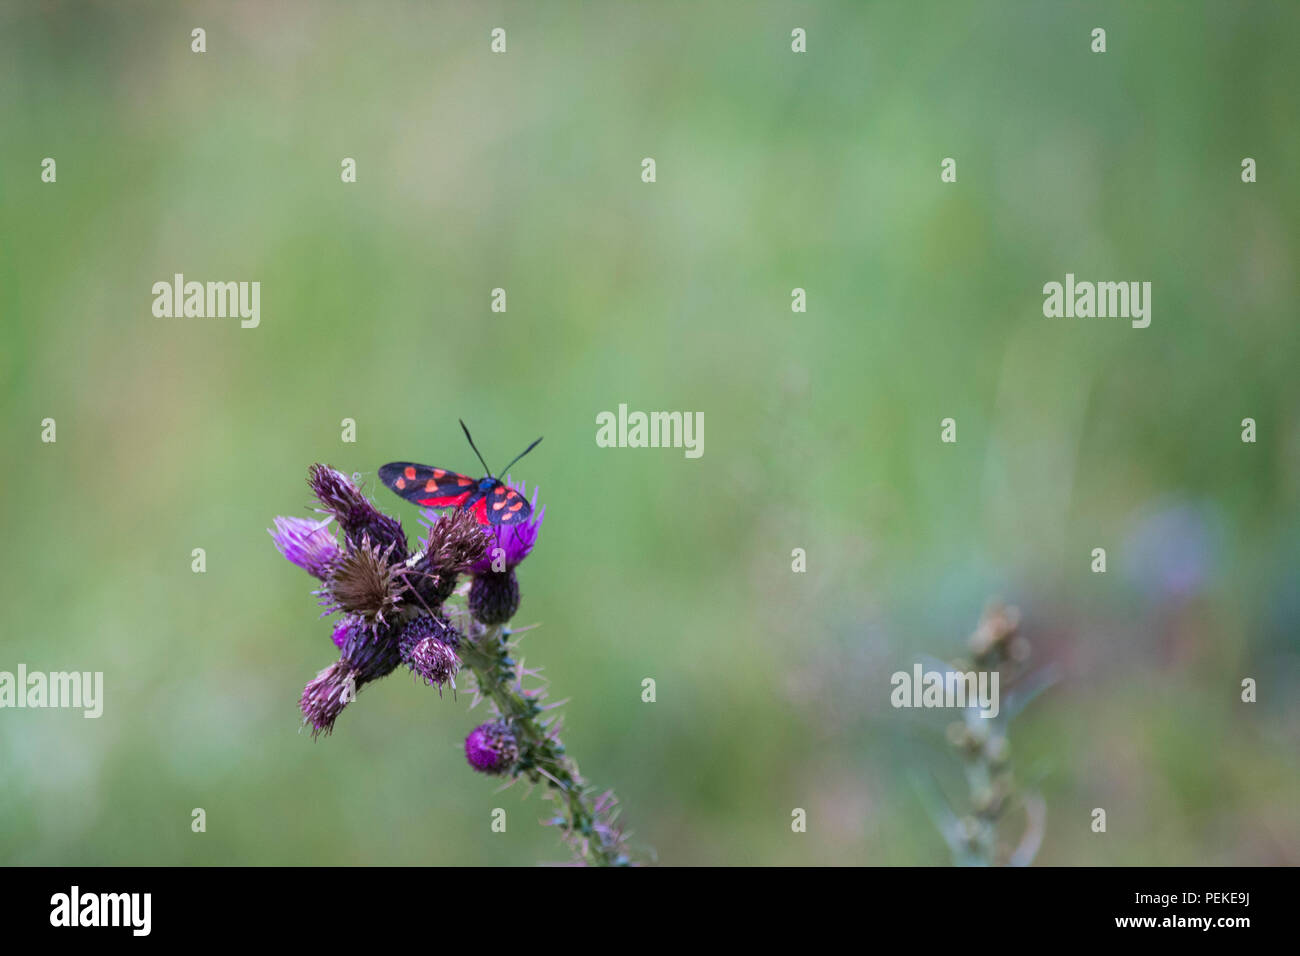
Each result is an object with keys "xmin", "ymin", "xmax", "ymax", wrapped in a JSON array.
[
  {"xmin": 272, "ymin": 465, "xmax": 637, "ymax": 866},
  {"xmin": 917, "ymin": 602, "xmax": 1054, "ymax": 866}
]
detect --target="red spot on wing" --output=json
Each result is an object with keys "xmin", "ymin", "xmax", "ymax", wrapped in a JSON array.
[
  {"xmin": 395, "ymin": 477, "xmax": 406, "ymax": 490},
  {"xmin": 416, "ymin": 491, "xmax": 473, "ymax": 508},
  {"xmin": 404, "ymin": 466, "xmax": 417, "ymax": 480}
]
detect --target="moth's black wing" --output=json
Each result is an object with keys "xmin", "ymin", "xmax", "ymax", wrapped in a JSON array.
[
  {"xmin": 378, "ymin": 462, "xmax": 477, "ymax": 507},
  {"xmin": 482, "ymin": 480, "xmax": 532, "ymax": 526}
]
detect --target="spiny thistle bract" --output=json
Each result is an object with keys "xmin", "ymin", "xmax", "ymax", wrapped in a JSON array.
[{"xmin": 271, "ymin": 466, "xmax": 638, "ymax": 865}]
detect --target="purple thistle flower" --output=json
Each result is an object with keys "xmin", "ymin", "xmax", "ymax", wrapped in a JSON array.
[
  {"xmin": 466, "ymin": 479, "xmax": 544, "ymax": 575},
  {"xmin": 269, "ymin": 516, "xmax": 340, "ymax": 579},
  {"xmin": 465, "ymin": 721, "xmax": 519, "ymax": 775},
  {"xmin": 331, "ymin": 616, "xmax": 361, "ymax": 649},
  {"xmin": 465, "ymin": 479, "xmax": 542, "ymax": 625},
  {"xmin": 278, "ymin": 452, "xmax": 641, "ymax": 863}
]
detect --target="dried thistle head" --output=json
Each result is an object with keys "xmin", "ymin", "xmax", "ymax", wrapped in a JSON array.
[
  {"xmin": 323, "ymin": 538, "xmax": 405, "ymax": 626},
  {"xmin": 398, "ymin": 614, "xmax": 461, "ymax": 689},
  {"xmin": 300, "ymin": 660, "xmax": 353, "ymax": 739},
  {"xmin": 402, "ymin": 509, "xmax": 493, "ymax": 608},
  {"xmin": 300, "ymin": 629, "xmax": 403, "ymax": 738},
  {"xmin": 422, "ymin": 508, "xmax": 491, "ymax": 574},
  {"xmin": 309, "ymin": 464, "xmax": 407, "ymax": 560}
]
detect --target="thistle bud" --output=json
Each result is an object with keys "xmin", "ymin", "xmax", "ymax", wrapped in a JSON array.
[
  {"xmin": 406, "ymin": 563, "xmax": 459, "ymax": 608},
  {"xmin": 341, "ymin": 624, "xmax": 404, "ymax": 682},
  {"xmin": 468, "ymin": 569, "xmax": 520, "ymax": 625},
  {"xmin": 464, "ymin": 720, "xmax": 519, "ymax": 775}
]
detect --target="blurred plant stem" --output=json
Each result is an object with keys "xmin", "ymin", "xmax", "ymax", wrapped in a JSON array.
[
  {"xmin": 923, "ymin": 602, "xmax": 1053, "ymax": 866},
  {"xmin": 458, "ymin": 621, "xmax": 632, "ymax": 866}
]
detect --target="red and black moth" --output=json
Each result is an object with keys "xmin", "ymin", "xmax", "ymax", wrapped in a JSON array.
[{"xmin": 379, "ymin": 421, "xmax": 542, "ymax": 527}]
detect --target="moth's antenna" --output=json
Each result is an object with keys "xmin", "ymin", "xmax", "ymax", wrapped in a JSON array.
[
  {"xmin": 460, "ymin": 419, "xmax": 494, "ymax": 476},
  {"xmin": 500, "ymin": 436, "xmax": 543, "ymax": 476}
]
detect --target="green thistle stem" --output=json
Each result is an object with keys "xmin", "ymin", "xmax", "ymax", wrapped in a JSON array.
[{"xmin": 459, "ymin": 623, "xmax": 630, "ymax": 866}]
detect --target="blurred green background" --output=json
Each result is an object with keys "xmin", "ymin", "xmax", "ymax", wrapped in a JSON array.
[{"xmin": 2, "ymin": 0, "xmax": 1297, "ymax": 865}]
